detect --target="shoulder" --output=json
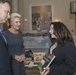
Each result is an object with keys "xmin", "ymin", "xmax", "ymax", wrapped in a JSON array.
[
  {"xmin": 64, "ymin": 41, "xmax": 76, "ymax": 53},
  {"xmin": 3, "ymin": 30, "xmax": 8, "ymax": 33},
  {"xmin": 3, "ymin": 30, "xmax": 10, "ymax": 38},
  {"xmin": 3, "ymin": 30, "xmax": 9, "ymax": 36},
  {"xmin": 65, "ymin": 41, "xmax": 75, "ymax": 48}
]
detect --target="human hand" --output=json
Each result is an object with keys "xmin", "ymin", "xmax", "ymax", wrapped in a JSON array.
[
  {"xmin": 40, "ymin": 67, "xmax": 50, "ymax": 75},
  {"xmin": 19, "ymin": 54, "xmax": 25, "ymax": 62},
  {"xmin": 14, "ymin": 55, "xmax": 22, "ymax": 62}
]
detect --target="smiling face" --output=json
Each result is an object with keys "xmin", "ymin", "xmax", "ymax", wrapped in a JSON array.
[
  {"xmin": 49, "ymin": 24, "xmax": 57, "ymax": 39},
  {"xmin": 11, "ymin": 17, "xmax": 21, "ymax": 31},
  {"xmin": 0, "ymin": 2, "xmax": 10, "ymax": 23}
]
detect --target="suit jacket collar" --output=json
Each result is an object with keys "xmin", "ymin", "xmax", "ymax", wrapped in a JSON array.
[{"xmin": 0, "ymin": 33, "xmax": 7, "ymax": 46}]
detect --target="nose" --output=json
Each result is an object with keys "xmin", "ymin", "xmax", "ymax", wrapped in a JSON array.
[
  {"xmin": 8, "ymin": 13, "xmax": 10, "ymax": 19},
  {"xmin": 18, "ymin": 22, "xmax": 21, "ymax": 26},
  {"xmin": 49, "ymin": 30, "xmax": 51, "ymax": 33}
]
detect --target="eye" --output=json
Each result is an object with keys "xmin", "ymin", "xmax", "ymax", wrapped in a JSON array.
[
  {"xmin": 16, "ymin": 21, "xmax": 18, "ymax": 23},
  {"xmin": 18, "ymin": 21, "xmax": 21, "ymax": 23},
  {"xmin": 16, "ymin": 21, "xmax": 21, "ymax": 23},
  {"xmin": 5, "ymin": 10, "xmax": 9, "ymax": 14}
]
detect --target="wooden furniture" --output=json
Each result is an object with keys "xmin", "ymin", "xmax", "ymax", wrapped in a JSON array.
[{"xmin": 25, "ymin": 67, "xmax": 40, "ymax": 75}]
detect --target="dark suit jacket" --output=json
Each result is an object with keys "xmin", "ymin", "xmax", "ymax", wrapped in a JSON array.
[
  {"xmin": 48, "ymin": 41, "xmax": 76, "ymax": 75},
  {"xmin": 0, "ymin": 34, "xmax": 11, "ymax": 75}
]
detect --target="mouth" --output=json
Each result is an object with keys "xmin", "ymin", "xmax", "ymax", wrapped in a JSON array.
[{"xmin": 16, "ymin": 27, "xmax": 20, "ymax": 29}]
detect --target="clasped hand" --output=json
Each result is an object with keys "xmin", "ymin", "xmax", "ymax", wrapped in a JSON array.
[{"xmin": 14, "ymin": 54, "xmax": 25, "ymax": 62}]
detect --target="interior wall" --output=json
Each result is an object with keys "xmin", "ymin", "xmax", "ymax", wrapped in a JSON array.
[{"xmin": 19, "ymin": 0, "xmax": 76, "ymax": 35}]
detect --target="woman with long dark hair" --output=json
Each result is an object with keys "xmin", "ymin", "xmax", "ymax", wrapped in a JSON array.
[{"xmin": 40, "ymin": 22, "xmax": 76, "ymax": 75}]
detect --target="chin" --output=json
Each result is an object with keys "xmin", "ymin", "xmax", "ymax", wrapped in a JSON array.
[
  {"xmin": 0, "ymin": 20, "xmax": 6, "ymax": 23},
  {"xmin": 16, "ymin": 28, "xmax": 19, "ymax": 30}
]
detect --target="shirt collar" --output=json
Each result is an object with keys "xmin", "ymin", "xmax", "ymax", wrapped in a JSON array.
[{"xmin": 0, "ymin": 29, "xmax": 2, "ymax": 34}]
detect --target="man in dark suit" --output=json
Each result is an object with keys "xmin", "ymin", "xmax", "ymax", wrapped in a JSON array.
[{"xmin": 0, "ymin": 0, "xmax": 11, "ymax": 75}]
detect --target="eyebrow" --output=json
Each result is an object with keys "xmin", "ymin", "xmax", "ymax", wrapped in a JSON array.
[{"xmin": 5, "ymin": 10, "xmax": 10, "ymax": 13}]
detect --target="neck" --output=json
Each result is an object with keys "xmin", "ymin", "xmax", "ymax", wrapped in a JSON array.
[{"xmin": 9, "ymin": 27, "xmax": 18, "ymax": 34}]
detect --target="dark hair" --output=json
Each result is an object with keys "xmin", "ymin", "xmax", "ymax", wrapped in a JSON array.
[
  {"xmin": 49, "ymin": 22, "xmax": 74, "ymax": 45},
  {"xmin": 0, "ymin": 0, "xmax": 10, "ymax": 5}
]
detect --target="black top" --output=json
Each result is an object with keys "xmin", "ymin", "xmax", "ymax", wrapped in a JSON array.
[
  {"xmin": 3, "ymin": 30, "xmax": 26, "ymax": 75},
  {"xmin": 3, "ymin": 30, "xmax": 25, "ymax": 57},
  {"xmin": 48, "ymin": 41, "xmax": 76, "ymax": 75}
]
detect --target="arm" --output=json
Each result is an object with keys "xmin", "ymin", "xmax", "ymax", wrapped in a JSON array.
[
  {"xmin": 51, "ymin": 44, "xmax": 76, "ymax": 75},
  {"xmin": 20, "ymin": 33, "xmax": 25, "ymax": 62}
]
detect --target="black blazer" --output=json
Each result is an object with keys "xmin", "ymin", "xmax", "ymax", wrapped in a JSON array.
[
  {"xmin": 0, "ymin": 34, "xmax": 11, "ymax": 75},
  {"xmin": 48, "ymin": 41, "xmax": 76, "ymax": 75}
]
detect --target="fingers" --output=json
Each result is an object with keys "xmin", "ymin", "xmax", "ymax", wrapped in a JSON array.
[
  {"xmin": 19, "ymin": 54, "xmax": 25, "ymax": 62},
  {"xmin": 40, "ymin": 67, "xmax": 50, "ymax": 75},
  {"xmin": 14, "ymin": 55, "xmax": 25, "ymax": 62}
]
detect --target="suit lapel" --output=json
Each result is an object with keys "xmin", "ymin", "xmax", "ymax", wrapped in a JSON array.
[{"xmin": 0, "ymin": 33, "xmax": 7, "ymax": 45}]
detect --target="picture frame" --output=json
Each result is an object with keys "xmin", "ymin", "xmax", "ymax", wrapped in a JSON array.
[{"xmin": 31, "ymin": 5, "xmax": 52, "ymax": 33}]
